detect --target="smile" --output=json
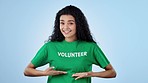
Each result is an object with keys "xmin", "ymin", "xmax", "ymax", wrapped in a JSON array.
[{"xmin": 62, "ymin": 29, "xmax": 72, "ymax": 34}]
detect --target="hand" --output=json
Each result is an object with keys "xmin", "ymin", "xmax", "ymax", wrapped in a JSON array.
[
  {"xmin": 43, "ymin": 67, "xmax": 67, "ymax": 76},
  {"xmin": 72, "ymin": 72, "xmax": 92, "ymax": 80}
]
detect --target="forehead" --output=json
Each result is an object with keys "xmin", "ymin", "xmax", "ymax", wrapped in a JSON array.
[{"xmin": 60, "ymin": 15, "xmax": 75, "ymax": 21}]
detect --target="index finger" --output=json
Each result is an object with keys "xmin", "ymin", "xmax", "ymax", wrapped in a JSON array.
[{"xmin": 57, "ymin": 71, "xmax": 67, "ymax": 74}]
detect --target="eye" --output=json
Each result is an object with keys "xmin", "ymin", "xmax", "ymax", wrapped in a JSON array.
[
  {"xmin": 69, "ymin": 22, "xmax": 74, "ymax": 25},
  {"xmin": 60, "ymin": 22, "xmax": 64, "ymax": 25}
]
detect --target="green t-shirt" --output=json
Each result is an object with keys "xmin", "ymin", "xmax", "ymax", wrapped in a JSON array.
[{"xmin": 31, "ymin": 40, "xmax": 110, "ymax": 83}]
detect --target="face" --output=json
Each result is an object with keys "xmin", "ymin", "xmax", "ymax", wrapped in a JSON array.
[{"xmin": 60, "ymin": 15, "xmax": 77, "ymax": 41}]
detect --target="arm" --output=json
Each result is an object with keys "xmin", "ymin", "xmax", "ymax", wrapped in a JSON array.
[
  {"xmin": 72, "ymin": 64, "xmax": 116, "ymax": 80},
  {"xmin": 24, "ymin": 63, "xmax": 67, "ymax": 77},
  {"xmin": 89, "ymin": 64, "xmax": 116, "ymax": 78},
  {"xmin": 24, "ymin": 63, "xmax": 45, "ymax": 77}
]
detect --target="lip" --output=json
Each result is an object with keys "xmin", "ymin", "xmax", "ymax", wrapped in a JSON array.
[{"xmin": 62, "ymin": 30, "xmax": 72, "ymax": 34}]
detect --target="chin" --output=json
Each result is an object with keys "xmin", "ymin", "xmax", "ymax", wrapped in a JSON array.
[{"xmin": 64, "ymin": 35, "xmax": 71, "ymax": 38}]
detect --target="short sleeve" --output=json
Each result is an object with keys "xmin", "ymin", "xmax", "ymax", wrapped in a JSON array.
[
  {"xmin": 92, "ymin": 44, "xmax": 110, "ymax": 68},
  {"xmin": 31, "ymin": 43, "xmax": 48, "ymax": 67}
]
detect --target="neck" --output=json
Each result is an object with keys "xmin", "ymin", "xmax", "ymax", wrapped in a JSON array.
[{"xmin": 65, "ymin": 37, "xmax": 77, "ymax": 42}]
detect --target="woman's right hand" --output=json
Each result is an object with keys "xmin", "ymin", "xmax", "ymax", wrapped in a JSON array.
[
  {"xmin": 43, "ymin": 67, "xmax": 67, "ymax": 76},
  {"xmin": 24, "ymin": 63, "xmax": 67, "ymax": 77}
]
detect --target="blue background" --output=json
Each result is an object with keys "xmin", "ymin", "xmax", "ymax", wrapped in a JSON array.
[{"xmin": 0, "ymin": 0, "xmax": 148, "ymax": 83}]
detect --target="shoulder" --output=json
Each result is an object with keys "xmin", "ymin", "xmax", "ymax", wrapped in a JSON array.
[
  {"xmin": 78, "ymin": 41, "xmax": 98, "ymax": 47},
  {"xmin": 44, "ymin": 41, "xmax": 58, "ymax": 44},
  {"xmin": 44, "ymin": 41, "xmax": 62, "ymax": 46}
]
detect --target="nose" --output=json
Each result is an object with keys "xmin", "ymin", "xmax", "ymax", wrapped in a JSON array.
[{"xmin": 63, "ymin": 23, "xmax": 69, "ymax": 30}]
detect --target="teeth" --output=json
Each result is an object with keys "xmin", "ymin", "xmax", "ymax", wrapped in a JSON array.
[{"xmin": 63, "ymin": 29, "xmax": 72, "ymax": 34}]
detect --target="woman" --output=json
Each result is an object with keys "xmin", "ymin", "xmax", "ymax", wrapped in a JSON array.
[{"xmin": 24, "ymin": 5, "xmax": 116, "ymax": 83}]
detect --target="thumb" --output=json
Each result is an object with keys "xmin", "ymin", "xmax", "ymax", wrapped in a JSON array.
[{"xmin": 46, "ymin": 66, "xmax": 55, "ymax": 71}]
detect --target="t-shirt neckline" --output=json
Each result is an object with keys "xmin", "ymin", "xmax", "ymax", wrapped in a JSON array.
[{"xmin": 63, "ymin": 40, "xmax": 78, "ymax": 44}]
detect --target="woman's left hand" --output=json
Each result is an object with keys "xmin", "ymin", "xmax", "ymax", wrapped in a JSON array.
[{"xmin": 72, "ymin": 72, "xmax": 91, "ymax": 80}]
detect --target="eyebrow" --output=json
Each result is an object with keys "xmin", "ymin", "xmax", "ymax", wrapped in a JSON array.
[{"xmin": 60, "ymin": 20, "xmax": 75, "ymax": 22}]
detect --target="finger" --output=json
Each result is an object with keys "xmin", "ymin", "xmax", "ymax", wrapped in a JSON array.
[
  {"xmin": 45, "ymin": 68, "xmax": 53, "ymax": 71},
  {"xmin": 75, "ymin": 76, "xmax": 82, "ymax": 80},
  {"xmin": 72, "ymin": 73, "xmax": 88, "ymax": 79},
  {"xmin": 72, "ymin": 73, "xmax": 84, "ymax": 77},
  {"xmin": 50, "ymin": 66, "xmax": 55, "ymax": 69},
  {"xmin": 72, "ymin": 74, "xmax": 78, "ymax": 77},
  {"xmin": 72, "ymin": 73, "xmax": 80, "ymax": 77},
  {"xmin": 45, "ymin": 67, "xmax": 55, "ymax": 73},
  {"xmin": 48, "ymin": 66, "xmax": 55, "ymax": 70},
  {"xmin": 57, "ymin": 71, "xmax": 67, "ymax": 74}
]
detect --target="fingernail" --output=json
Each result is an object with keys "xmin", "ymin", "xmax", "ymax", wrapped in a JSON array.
[
  {"xmin": 64, "ymin": 72, "xmax": 67, "ymax": 74},
  {"xmin": 51, "ymin": 66, "xmax": 55, "ymax": 69}
]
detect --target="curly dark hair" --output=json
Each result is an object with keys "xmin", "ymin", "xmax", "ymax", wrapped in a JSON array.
[{"xmin": 48, "ymin": 5, "xmax": 96, "ymax": 43}]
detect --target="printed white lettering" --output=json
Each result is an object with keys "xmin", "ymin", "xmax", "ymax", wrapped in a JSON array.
[{"xmin": 57, "ymin": 52, "xmax": 88, "ymax": 58}]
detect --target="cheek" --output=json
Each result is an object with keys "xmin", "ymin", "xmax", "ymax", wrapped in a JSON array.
[
  {"xmin": 71, "ymin": 25, "xmax": 76, "ymax": 31},
  {"xmin": 60, "ymin": 26, "xmax": 63, "ymax": 31},
  {"xmin": 60, "ymin": 28, "xmax": 63, "ymax": 34},
  {"xmin": 59, "ymin": 25, "xmax": 62, "ymax": 29},
  {"xmin": 73, "ymin": 27, "xmax": 76, "ymax": 33}
]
